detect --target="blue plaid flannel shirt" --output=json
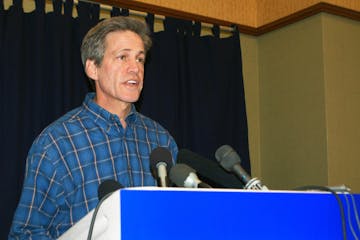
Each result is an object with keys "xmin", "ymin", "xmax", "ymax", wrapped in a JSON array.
[{"xmin": 8, "ymin": 92, "xmax": 178, "ymax": 239}]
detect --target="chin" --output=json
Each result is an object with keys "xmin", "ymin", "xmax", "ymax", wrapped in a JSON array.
[{"xmin": 123, "ymin": 96, "xmax": 140, "ymax": 103}]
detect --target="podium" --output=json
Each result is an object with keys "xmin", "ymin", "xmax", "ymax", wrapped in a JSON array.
[{"xmin": 59, "ymin": 187, "xmax": 360, "ymax": 240}]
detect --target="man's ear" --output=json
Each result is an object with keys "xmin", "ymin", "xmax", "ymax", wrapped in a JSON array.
[{"xmin": 85, "ymin": 59, "xmax": 98, "ymax": 81}]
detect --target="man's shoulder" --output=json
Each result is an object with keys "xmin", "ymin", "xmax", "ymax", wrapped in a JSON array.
[
  {"xmin": 35, "ymin": 106, "xmax": 89, "ymax": 144},
  {"xmin": 48, "ymin": 106, "xmax": 86, "ymax": 130}
]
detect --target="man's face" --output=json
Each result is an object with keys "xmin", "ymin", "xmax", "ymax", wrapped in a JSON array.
[{"xmin": 91, "ymin": 30, "xmax": 146, "ymax": 107}]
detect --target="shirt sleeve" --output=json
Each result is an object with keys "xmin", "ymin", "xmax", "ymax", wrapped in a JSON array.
[{"xmin": 8, "ymin": 138, "xmax": 62, "ymax": 240}]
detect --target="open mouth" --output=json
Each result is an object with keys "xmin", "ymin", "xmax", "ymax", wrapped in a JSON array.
[{"xmin": 126, "ymin": 80, "xmax": 138, "ymax": 86}]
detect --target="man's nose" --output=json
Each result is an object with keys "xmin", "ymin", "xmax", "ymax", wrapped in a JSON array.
[{"xmin": 127, "ymin": 59, "xmax": 140, "ymax": 73}]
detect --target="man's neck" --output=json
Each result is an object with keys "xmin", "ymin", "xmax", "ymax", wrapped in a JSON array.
[{"xmin": 93, "ymin": 95, "xmax": 131, "ymax": 128}]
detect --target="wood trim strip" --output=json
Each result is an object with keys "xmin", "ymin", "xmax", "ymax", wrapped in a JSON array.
[
  {"xmin": 90, "ymin": 0, "xmax": 360, "ymax": 36},
  {"xmin": 256, "ymin": 2, "xmax": 360, "ymax": 36}
]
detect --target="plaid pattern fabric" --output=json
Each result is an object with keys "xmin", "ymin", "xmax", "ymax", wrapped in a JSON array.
[{"xmin": 9, "ymin": 93, "xmax": 178, "ymax": 239}]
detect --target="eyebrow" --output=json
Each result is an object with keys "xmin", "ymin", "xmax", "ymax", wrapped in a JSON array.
[{"xmin": 118, "ymin": 49, "xmax": 145, "ymax": 55}]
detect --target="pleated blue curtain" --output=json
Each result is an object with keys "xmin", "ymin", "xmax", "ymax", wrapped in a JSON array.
[
  {"xmin": 140, "ymin": 17, "xmax": 250, "ymax": 176},
  {"xmin": 0, "ymin": 0, "xmax": 91, "ymax": 237}
]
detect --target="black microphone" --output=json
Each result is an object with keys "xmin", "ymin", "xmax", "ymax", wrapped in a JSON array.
[
  {"xmin": 215, "ymin": 145, "xmax": 268, "ymax": 190},
  {"xmin": 88, "ymin": 179, "xmax": 124, "ymax": 240},
  {"xmin": 169, "ymin": 163, "xmax": 212, "ymax": 188},
  {"xmin": 98, "ymin": 179, "xmax": 123, "ymax": 201},
  {"xmin": 150, "ymin": 147, "xmax": 173, "ymax": 187},
  {"xmin": 177, "ymin": 149, "xmax": 243, "ymax": 188}
]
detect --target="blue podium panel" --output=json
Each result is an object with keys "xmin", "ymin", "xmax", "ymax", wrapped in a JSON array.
[{"xmin": 119, "ymin": 188, "xmax": 360, "ymax": 240}]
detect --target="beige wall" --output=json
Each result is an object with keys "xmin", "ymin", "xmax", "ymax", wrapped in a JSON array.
[
  {"xmin": 322, "ymin": 13, "xmax": 360, "ymax": 190},
  {"xmin": 240, "ymin": 35, "xmax": 262, "ymax": 178},
  {"xmin": 242, "ymin": 13, "xmax": 360, "ymax": 191},
  {"xmin": 255, "ymin": 15, "xmax": 328, "ymax": 189}
]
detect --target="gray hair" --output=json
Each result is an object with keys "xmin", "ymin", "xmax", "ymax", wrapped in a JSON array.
[{"xmin": 81, "ymin": 16, "xmax": 152, "ymax": 67}]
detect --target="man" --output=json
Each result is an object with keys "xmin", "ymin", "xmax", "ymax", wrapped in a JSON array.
[{"xmin": 8, "ymin": 16, "xmax": 178, "ymax": 239}]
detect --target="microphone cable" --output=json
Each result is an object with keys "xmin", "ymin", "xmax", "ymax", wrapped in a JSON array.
[
  {"xmin": 87, "ymin": 190, "xmax": 115, "ymax": 240},
  {"xmin": 87, "ymin": 180, "xmax": 123, "ymax": 240},
  {"xmin": 293, "ymin": 185, "xmax": 348, "ymax": 240},
  {"xmin": 343, "ymin": 193, "xmax": 360, "ymax": 239},
  {"xmin": 349, "ymin": 194, "xmax": 360, "ymax": 231}
]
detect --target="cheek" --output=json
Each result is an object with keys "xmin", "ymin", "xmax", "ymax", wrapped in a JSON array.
[{"xmin": 139, "ymin": 67, "xmax": 145, "ymax": 78}]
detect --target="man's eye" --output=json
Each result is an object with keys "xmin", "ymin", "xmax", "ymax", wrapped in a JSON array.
[
  {"xmin": 137, "ymin": 57, "xmax": 145, "ymax": 63},
  {"xmin": 118, "ymin": 55, "xmax": 127, "ymax": 61}
]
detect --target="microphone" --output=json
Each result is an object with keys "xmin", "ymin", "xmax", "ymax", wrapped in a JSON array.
[
  {"xmin": 169, "ymin": 163, "xmax": 212, "ymax": 188},
  {"xmin": 87, "ymin": 179, "xmax": 124, "ymax": 240},
  {"xmin": 98, "ymin": 179, "xmax": 123, "ymax": 201},
  {"xmin": 177, "ymin": 149, "xmax": 243, "ymax": 188},
  {"xmin": 215, "ymin": 145, "xmax": 268, "ymax": 190},
  {"xmin": 150, "ymin": 147, "xmax": 173, "ymax": 187}
]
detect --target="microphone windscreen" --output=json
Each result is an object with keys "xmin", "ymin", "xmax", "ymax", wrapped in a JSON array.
[
  {"xmin": 150, "ymin": 147, "xmax": 173, "ymax": 176},
  {"xmin": 215, "ymin": 145, "xmax": 242, "ymax": 171},
  {"xmin": 98, "ymin": 179, "xmax": 123, "ymax": 201},
  {"xmin": 169, "ymin": 164, "xmax": 194, "ymax": 187},
  {"xmin": 177, "ymin": 149, "xmax": 244, "ymax": 188}
]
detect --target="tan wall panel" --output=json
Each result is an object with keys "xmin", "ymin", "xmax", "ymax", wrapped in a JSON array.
[
  {"xmin": 257, "ymin": 15, "xmax": 328, "ymax": 189},
  {"xmin": 322, "ymin": 13, "xmax": 360, "ymax": 192},
  {"xmin": 240, "ymin": 35, "xmax": 262, "ymax": 178}
]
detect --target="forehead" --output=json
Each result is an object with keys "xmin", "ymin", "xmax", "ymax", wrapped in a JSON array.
[{"xmin": 104, "ymin": 30, "xmax": 145, "ymax": 52}]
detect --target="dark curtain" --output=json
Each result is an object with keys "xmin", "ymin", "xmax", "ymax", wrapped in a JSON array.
[
  {"xmin": 0, "ymin": 0, "xmax": 91, "ymax": 237},
  {"xmin": 140, "ymin": 17, "xmax": 250, "ymax": 185},
  {"xmin": 0, "ymin": 1, "xmax": 249, "ymax": 238}
]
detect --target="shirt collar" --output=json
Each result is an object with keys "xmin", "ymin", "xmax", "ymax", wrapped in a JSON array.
[{"xmin": 83, "ymin": 92, "xmax": 138, "ymax": 129}]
